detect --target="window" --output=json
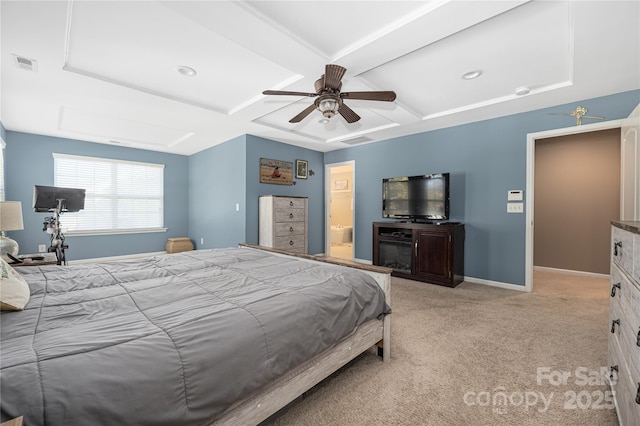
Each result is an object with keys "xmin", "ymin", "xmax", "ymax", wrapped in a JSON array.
[{"xmin": 53, "ymin": 153, "xmax": 165, "ymax": 234}]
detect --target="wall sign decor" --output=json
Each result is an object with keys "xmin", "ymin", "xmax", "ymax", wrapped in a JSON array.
[
  {"xmin": 260, "ymin": 158, "xmax": 293, "ymax": 185},
  {"xmin": 295, "ymin": 159, "xmax": 308, "ymax": 179}
]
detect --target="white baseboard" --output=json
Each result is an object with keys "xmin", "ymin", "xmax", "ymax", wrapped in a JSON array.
[
  {"xmin": 68, "ymin": 251, "xmax": 166, "ymax": 265},
  {"xmin": 463, "ymin": 276, "xmax": 529, "ymax": 292},
  {"xmin": 343, "ymin": 257, "xmax": 527, "ymax": 292},
  {"xmin": 533, "ymin": 265, "xmax": 610, "ymax": 280}
]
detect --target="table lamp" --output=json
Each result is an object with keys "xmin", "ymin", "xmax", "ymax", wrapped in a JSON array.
[{"xmin": 0, "ymin": 201, "xmax": 24, "ymax": 257}]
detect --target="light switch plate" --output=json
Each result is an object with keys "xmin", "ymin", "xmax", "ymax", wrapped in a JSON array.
[{"xmin": 507, "ymin": 203, "xmax": 524, "ymax": 213}]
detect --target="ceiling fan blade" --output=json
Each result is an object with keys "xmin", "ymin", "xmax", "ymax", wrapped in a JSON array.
[
  {"xmin": 583, "ymin": 115, "xmax": 605, "ymax": 119},
  {"xmin": 289, "ymin": 104, "xmax": 317, "ymax": 123},
  {"xmin": 324, "ymin": 64, "xmax": 346, "ymax": 90},
  {"xmin": 338, "ymin": 103, "xmax": 361, "ymax": 123},
  {"xmin": 263, "ymin": 90, "xmax": 317, "ymax": 97},
  {"xmin": 341, "ymin": 91, "xmax": 397, "ymax": 102}
]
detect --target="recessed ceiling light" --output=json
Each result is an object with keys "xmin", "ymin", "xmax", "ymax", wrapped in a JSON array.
[
  {"xmin": 461, "ymin": 70, "xmax": 482, "ymax": 80},
  {"xmin": 176, "ymin": 66, "xmax": 197, "ymax": 77},
  {"xmin": 515, "ymin": 86, "xmax": 531, "ymax": 96}
]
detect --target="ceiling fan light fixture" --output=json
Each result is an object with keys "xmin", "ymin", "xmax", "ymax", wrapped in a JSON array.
[
  {"xmin": 263, "ymin": 64, "xmax": 394, "ymax": 124},
  {"xmin": 461, "ymin": 70, "xmax": 482, "ymax": 80},
  {"xmin": 318, "ymin": 98, "xmax": 340, "ymax": 119}
]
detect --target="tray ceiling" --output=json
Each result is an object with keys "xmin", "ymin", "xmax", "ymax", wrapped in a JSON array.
[{"xmin": 1, "ymin": 0, "xmax": 638, "ymax": 154}]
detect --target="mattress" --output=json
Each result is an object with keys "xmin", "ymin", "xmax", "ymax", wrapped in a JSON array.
[{"xmin": 0, "ymin": 247, "xmax": 389, "ymax": 425}]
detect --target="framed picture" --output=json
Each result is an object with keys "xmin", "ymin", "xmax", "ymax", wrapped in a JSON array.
[
  {"xmin": 295, "ymin": 159, "xmax": 308, "ymax": 179},
  {"xmin": 260, "ymin": 158, "xmax": 293, "ymax": 185}
]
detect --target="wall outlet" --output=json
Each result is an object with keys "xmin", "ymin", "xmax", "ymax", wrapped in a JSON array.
[
  {"xmin": 200, "ymin": 238, "xmax": 204, "ymax": 245},
  {"xmin": 38, "ymin": 244, "xmax": 47, "ymax": 253},
  {"xmin": 507, "ymin": 203, "xmax": 524, "ymax": 213}
]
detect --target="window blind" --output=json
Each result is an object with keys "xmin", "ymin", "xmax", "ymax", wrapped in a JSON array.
[{"xmin": 53, "ymin": 153, "xmax": 165, "ymax": 234}]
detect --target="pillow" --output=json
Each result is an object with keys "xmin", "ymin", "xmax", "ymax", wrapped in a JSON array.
[{"xmin": 0, "ymin": 258, "xmax": 30, "ymax": 311}]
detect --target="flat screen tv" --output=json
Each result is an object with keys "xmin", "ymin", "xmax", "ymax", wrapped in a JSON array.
[
  {"xmin": 382, "ymin": 173, "xmax": 449, "ymax": 221},
  {"xmin": 33, "ymin": 185, "xmax": 86, "ymax": 213}
]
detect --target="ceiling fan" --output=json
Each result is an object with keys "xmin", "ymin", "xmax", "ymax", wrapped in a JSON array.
[
  {"xmin": 262, "ymin": 64, "xmax": 396, "ymax": 124},
  {"xmin": 549, "ymin": 106, "xmax": 605, "ymax": 126}
]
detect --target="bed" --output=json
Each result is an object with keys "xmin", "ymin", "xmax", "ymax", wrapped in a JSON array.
[{"xmin": 0, "ymin": 244, "xmax": 391, "ymax": 425}]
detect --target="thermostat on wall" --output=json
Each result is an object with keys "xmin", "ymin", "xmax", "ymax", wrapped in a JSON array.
[{"xmin": 507, "ymin": 190, "xmax": 523, "ymax": 201}]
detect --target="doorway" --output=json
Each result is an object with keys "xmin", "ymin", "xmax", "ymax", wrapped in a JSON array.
[
  {"xmin": 325, "ymin": 161, "xmax": 355, "ymax": 260},
  {"xmin": 534, "ymin": 129, "xmax": 620, "ymax": 275},
  {"xmin": 525, "ymin": 119, "xmax": 626, "ymax": 291}
]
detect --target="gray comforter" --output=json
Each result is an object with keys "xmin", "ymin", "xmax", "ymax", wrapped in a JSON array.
[{"xmin": 1, "ymin": 247, "xmax": 389, "ymax": 425}]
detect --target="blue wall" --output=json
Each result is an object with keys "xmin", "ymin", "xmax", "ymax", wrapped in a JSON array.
[
  {"xmin": 325, "ymin": 90, "xmax": 640, "ymax": 285},
  {"xmin": 4, "ymin": 132, "xmax": 189, "ymax": 259},
  {"xmin": 3, "ymin": 89, "xmax": 639, "ymax": 284},
  {"xmin": 188, "ymin": 135, "xmax": 247, "ymax": 249},
  {"xmin": 187, "ymin": 134, "xmax": 325, "ymax": 253}
]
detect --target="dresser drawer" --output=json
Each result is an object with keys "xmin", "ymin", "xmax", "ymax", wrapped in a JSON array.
[
  {"xmin": 610, "ymin": 292, "xmax": 625, "ymax": 349},
  {"xmin": 275, "ymin": 222, "xmax": 305, "ymax": 237},
  {"xmin": 616, "ymin": 363, "xmax": 640, "ymax": 426},
  {"xmin": 609, "ymin": 329, "xmax": 624, "ymax": 390},
  {"xmin": 274, "ymin": 197, "xmax": 306, "ymax": 209},
  {"xmin": 617, "ymin": 283, "xmax": 640, "ymax": 387},
  {"xmin": 610, "ymin": 265, "xmax": 640, "ymax": 324},
  {"xmin": 610, "ymin": 266, "xmax": 625, "ymax": 312},
  {"xmin": 274, "ymin": 235, "xmax": 306, "ymax": 251},
  {"xmin": 613, "ymin": 226, "xmax": 634, "ymax": 276},
  {"xmin": 275, "ymin": 208, "xmax": 306, "ymax": 223}
]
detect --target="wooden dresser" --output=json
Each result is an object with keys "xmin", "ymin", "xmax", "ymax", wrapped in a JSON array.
[
  {"xmin": 609, "ymin": 221, "xmax": 640, "ymax": 426},
  {"xmin": 259, "ymin": 196, "xmax": 308, "ymax": 254}
]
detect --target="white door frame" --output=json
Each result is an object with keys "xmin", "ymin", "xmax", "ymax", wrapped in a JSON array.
[
  {"xmin": 525, "ymin": 119, "xmax": 625, "ymax": 292},
  {"xmin": 325, "ymin": 161, "xmax": 355, "ymax": 258}
]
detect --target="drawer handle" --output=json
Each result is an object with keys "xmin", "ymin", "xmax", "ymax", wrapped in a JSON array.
[
  {"xmin": 636, "ymin": 383, "xmax": 640, "ymax": 404},
  {"xmin": 611, "ymin": 283, "xmax": 621, "ymax": 297},
  {"xmin": 289, "ymin": 201, "xmax": 294, "ymax": 206},
  {"xmin": 611, "ymin": 319, "xmax": 620, "ymax": 333},
  {"xmin": 613, "ymin": 241, "xmax": 622, "ymax": 256},
  {"xmin": 637, "ymin": 327, "xmax": 640, "ymax": 347},
  {"xmin": 289, "ymin": 226, "xmax": 294, "ymax": 232},
  {"xmin": 289, "ymin": 240, "xmax": 294, "ymax": 246},
  {"xmin": 289, "ymin": 213, "xmax": 293, "ymax": 219},
  {"xmin": 610, "ymin": 365, "xmax": 618, "ymax": 380}
]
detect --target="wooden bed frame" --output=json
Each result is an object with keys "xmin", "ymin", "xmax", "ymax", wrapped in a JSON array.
[{"xmin": 212, "ymin": 244, "xmax": 392, "ymax": 425}]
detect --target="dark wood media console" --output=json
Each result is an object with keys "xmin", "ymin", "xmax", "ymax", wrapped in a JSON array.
[{"xmin": 372, "ymin": 221, "xmax": 465, "ymax": 287}]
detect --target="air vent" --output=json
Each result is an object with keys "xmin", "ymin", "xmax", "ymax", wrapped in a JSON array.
[
  {"xmin": 12, "ymin": 54, "xmax": 38, "ymax": 72},
  {"xmin": 341, "ymin": 136, "xmax": 372, "ymax": 145}
]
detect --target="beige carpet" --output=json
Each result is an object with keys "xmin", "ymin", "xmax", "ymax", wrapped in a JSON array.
[{"xmin": 264, "ymin": 270, "xmax": 619, "ymax": 426}]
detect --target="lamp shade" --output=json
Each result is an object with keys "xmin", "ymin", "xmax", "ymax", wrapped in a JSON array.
[{"xmin": 0, "ymin": 201, "xmax": 24, "ymax": 231}]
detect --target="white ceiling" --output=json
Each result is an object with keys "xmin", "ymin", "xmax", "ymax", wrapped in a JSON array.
[{"xmin": 1, "ymin": 1, "xmax": 639, "ymax": 155}]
